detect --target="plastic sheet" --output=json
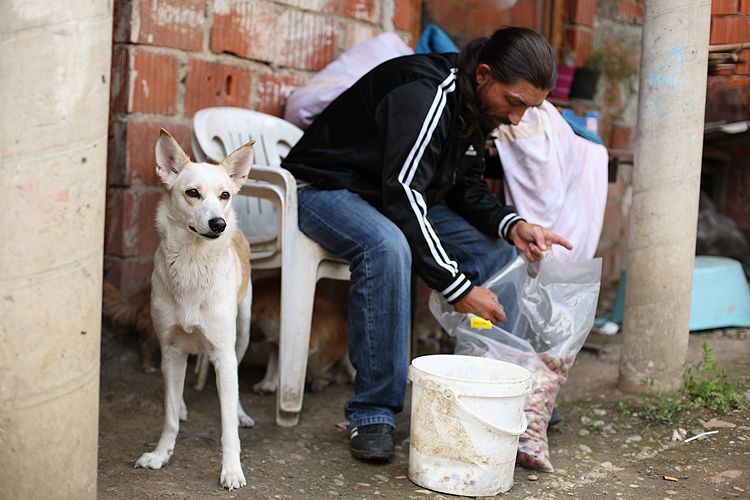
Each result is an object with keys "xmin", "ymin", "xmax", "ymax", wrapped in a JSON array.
[{"xmin": 429, "ymin": 254, "xmax": 602, "ymax": 472}]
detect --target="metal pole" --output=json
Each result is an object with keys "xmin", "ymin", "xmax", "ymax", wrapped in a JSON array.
[
  {"xmin": 0, "ymin": 1, "xmax": 113, "ymax": 498},
  {"xmin": 619, "ymin": 0, "xmax": 711, "ymax": 394}
]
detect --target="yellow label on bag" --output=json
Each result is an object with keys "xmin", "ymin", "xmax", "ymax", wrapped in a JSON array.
[{"xmin": 470, "ymin": 316, "xmax": 492, "ymax": 329}]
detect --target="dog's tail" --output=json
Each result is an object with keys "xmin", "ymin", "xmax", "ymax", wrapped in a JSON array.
[{"xmin": 102, "ymin": 282, "xmax": 139, "ymax": 328}]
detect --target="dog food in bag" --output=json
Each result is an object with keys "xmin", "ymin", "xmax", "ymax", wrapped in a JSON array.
[{"xmin": 430, "ymin": 254, "xmax": 601, "ymax": 472}]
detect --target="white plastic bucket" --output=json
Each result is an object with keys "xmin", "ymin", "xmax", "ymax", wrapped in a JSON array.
[{"xmin": 408, "ymin": 354, "xmax": 531, "ymax": 497}]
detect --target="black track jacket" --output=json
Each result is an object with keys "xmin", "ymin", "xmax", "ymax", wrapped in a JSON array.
[{"xmin": 282, "ymin": 52, "xmax": 522, "ymax": 304}]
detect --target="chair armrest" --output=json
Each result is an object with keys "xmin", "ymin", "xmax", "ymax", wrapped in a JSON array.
[{"xmin": 249, "ymin": 165, "xmax": 298, "ymax": 191}]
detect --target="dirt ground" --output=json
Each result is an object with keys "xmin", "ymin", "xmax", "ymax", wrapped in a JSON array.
[{"xmin": 98, "ymin": 318, "xmax": 750, "ymax": 499}]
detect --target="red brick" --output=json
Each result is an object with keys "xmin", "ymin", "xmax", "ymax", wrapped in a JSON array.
[
  {"xmin": 119, "ymin": 0, "xmax": 205, "ymax": 51},
  {"xmin": 278, "ymin": 10, "xmax": 338, "ymax": 71},
  {"xmin": 617, "ymin": 0, "xmax": 643, "ymax": 23},
  {"xmin": 184, "ymin": 59, "xmax": 253, "ymax": 116},
  {"xmin": 211, "ymin": 0, "xmax": 277, "ymax": 63},
  {"xmin": 256, "ymin": 73, "xmax": 307, "ymax": 118},
  {"xmin": 566, "ymin": 26, "xmax": 593, "ymax": 67},
  {"xmin": 742, "ymin": 0, "xmax": 750, "ymax": 14},
  {"xmin": 467, "ymin": 8, "xmax": 511, "ymax": 39},
  {"xmin": 113, "ymin": 0, "xmax": 134, "ymax": 43},
  {"xmin": 110, "ymin": 46, "xmax": 178, "ymax": 114},
  {"xmin": 609, "ymin": 126, "xmax": 632, "ymax": 150},
  {"xmin": 108, "ymin": 120, "xmax": 193, "ymax": 187},
  {"xmin": 594, "ymin": 241, "xmax": 623, "ymax": 284},
  {"xmin": 105, "ymin": 188, "xmax": 163, "ymax": 256},
  {"xmin": 705, "ymin": 76, "xmax": 750, "ymax": 121},
  {"xmin": 274, "ymin": 0, "xmax": 342, "ymax": 14},
  {"xmin": 131, "ymin": 48, "xmax": 178, "ymax": 114},
  {"xmin": 343, "ymin": 23, "xmax": 382, "ymax": 50},
  {"xmin": 567, "ymin": 0, "xmax": 597, "ymax": 27},
  {"xmin": 508, "ymin": 0, "xmax": 539, "ymax": 29},
  {"xmin": 710, "ymin": 16, "xmax": 749, "ymax": 44},
  {"xmin": 712, "ymin": 0, "xmax": 738, "ymax": 15},
  {"xmin": 737, "ymin": 48, "xmax": 750, "ymax": 75},
  {"xmin": 600, "ymin": 201, "xmax": 623, "ymax": 241},
  {"xmin": 426, "ymin": 4, "xmax": 470, "ymax": 38},
  {"xmin": 344, "ymin": 0, "xmax": 377, "ymax": 22},
  {"xmin": 608, "ymin": 179, "xmax": 624, "ymax": 200},
  {"xmin": 625, "ymin": 48, "xmax": 641, "ymax": 72},
  {"xmin": 103, "ymin": 256, "xmax": 155, "ymax": 300},
  {"xmin": 393, "ymin": 0, "xmax": 421, "ymax": 31},
  {"xmin": 110, "ymin": 46, "xmax": 130, "ymax": 113}
]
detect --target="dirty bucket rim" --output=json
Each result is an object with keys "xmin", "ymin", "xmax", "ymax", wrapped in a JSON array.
[{"xmin": 410, "ymin": 354, "xmax": 530, "ymax": 385}]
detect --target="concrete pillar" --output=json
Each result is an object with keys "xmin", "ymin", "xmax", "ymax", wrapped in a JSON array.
[
  {"xmin": 0, "ymin": 1, "xmax": 113, "ymax": 498},
  {"xmin": 618, "ymin": 0, "xmax": 710, "ymax": 394}
]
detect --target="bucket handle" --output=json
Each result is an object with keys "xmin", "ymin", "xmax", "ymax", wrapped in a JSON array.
[{"xmin": 444, "ymin": 388, "xmax": 528, "ymax": 436}]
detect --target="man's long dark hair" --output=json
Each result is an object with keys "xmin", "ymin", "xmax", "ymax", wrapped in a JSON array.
[{"xmin": 455, "ymin": 27, "xmax": 557, "ymax": 142}]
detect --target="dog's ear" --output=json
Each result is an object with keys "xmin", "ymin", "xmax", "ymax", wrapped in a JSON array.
[
  {"xmin": 155, "ymin": 129, "xmax": 190, "ymax": 187},
  {"xmin": 220, "ymin": 140, "xmax": 255, "ymax": 191}
]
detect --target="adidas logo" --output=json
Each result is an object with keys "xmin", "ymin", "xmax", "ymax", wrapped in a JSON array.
[{"xmin": 465, "ymin": 144, "xmax": 477, "ymax": 157}]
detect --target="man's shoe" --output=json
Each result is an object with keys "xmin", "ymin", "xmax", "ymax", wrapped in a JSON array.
[
  {"xmin": 350, "ymin": 424, "xmax": 395, "ymax": 462},
  {"xmin": 549, "ymin": 408, "xmax": 563, "ymax": 428}
]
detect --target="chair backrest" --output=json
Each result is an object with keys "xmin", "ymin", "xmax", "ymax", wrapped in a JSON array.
[
  {"xmin": 191, "ymin": 108, "xmax": 304, "ymax": 249},
  {"xmin": 192, "ymin": 107, "xmax": 303, "ymax": 166}
]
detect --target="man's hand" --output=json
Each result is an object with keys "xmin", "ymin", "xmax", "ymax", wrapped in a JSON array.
[
  {"xmin": 509, "ymin": 221, "xmax": 573, "ymax": 262},
  {"xmin": 454, "ymin": 286, "xmax": 505, "ymax": 324}
]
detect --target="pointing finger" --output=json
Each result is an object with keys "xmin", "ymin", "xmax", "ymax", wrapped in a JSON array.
[{"xmin": 546, "ymin": 231, "xmax": 573, "ymax": 250}]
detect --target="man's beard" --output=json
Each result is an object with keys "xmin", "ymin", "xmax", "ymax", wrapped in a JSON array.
[{"xmin": 480, "ymin": 112, "xmax": 510, "ymax": 130}]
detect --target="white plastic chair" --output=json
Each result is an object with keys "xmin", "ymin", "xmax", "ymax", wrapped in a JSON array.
[{"xmin": 192, "ymin": 107, "xmax": 351, "ymax": 427}]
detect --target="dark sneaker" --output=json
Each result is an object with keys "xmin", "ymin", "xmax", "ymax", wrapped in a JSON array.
[
  {"xmin": 549, "ymin": 408, "xmax": 563, "ymax": 428},
  {"xmin": 350, "ymin": 424, "xmax": 395, "ymax": 462}
]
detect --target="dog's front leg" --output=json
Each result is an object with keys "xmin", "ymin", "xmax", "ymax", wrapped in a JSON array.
[
  {"xmin": 135, "ymin": 343, "xmax": 188, "ymax": 469},
  {"xmin": 235, "ymin": 292, "xmax": 254, "ymax": 427},
  {"xmin": 212, "ymin": 349, "xmax": 246, "ymax": 490}
]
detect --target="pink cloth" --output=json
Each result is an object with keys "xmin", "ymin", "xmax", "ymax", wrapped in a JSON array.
[
  {"xmin": 492, "ymin": 101, "xmax": 609, "ymax": 262},
  {"xmin": 284, "ymin": 32, "xmax": 413, "ymax": 129}
]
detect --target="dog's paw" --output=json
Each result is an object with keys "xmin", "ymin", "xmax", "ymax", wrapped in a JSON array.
[
  {"xmin": 238, "ymin": 412, "xmax": 255, "ymax": 428},
  {"xmin": 220, "ymin": 464, "xmax": 246, "ymax": 490},
  {"xmin": 310, "ymin": 378, "xmax": 331, "ymax": 393},
  {"xmin": 252, "ymin": 380, "xmax": 277, "ymax": 394},
  {"xmin": 180, "ymin": 400, "xmax": 189, "ymax": 422},
  {"xmin": 135, "ymin": 451, "xmax": 169, "ymax": 470}
]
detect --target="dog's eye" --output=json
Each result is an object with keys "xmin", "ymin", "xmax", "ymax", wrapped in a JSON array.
[
  {"xmin": 185, "ymin": 188, "xmax": 200, "ymax": 199},
  {"xmin": 220, "ymin": 191, "xmax": 230, "ymax": 200}
]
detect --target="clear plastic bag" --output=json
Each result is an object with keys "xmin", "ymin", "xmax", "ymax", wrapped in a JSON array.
[{"xmin": 429, "ymin": 254, "xmax": 601, "ymax": 472}]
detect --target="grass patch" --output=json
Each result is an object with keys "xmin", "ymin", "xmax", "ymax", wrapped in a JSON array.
[{"xmin": 621, "ymin": 342, "xmax": 749, "ymax": 425}]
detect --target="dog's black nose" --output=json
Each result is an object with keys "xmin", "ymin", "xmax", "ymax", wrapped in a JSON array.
[{"xmin": 208, "ymin": 217, "xmax": 226, "ymax": 233}]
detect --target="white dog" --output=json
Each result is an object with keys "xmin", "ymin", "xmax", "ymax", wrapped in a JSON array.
[{"xmin": 135, "ymin": 129, "xmax": 254, "ymax": 490}]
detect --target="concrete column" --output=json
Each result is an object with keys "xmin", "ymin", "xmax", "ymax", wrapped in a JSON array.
[
  {"xmin": 618, "ymin": 0, "xmax": 711, "ymax": 394},
  {"xmin": 0, "ymin": 1, "xmax": 112, "ymax": 498}
]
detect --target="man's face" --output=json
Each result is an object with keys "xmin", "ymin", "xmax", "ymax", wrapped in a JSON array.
[{"xmin": 475, "ymin": 63, "xmax": 548, "ymax": 129}]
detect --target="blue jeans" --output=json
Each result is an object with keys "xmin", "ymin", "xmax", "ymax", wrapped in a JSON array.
[{"xmin": 297, "ymin": 188, "xmax": 517, "ymax": 429}]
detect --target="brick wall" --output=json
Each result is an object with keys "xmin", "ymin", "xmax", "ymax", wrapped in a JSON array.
[
  {"xmin": 424, "ymin": 0, "xmax": 542, "ymax": 46},
  {"xmin": 595, "ymin": 0, "xmax": 750, "ymax": 283},
  {"xmin": 707, "ymin": 0, "xmax": 750, "ymax": 240},
  {"xmin": 105, "ymin": 0, "xmax": 421, "ymax": 297}
]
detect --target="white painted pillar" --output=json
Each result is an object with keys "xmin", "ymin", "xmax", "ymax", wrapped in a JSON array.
[
  {"xmin": 0, "ymin": 1, "xmax": 113, "ymax": 498},
  {"xmin": 618, "ymin": 0, "xmax": 711, "ymax": 394}
]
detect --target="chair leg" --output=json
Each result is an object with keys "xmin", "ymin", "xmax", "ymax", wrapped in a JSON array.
[
  {"xmin": 276, "ymin": 259, "xmax": 318, "ymax": 427},
  {"xmin": 194, "ymin": 353, "xmax": 210, "ymax": 391}
]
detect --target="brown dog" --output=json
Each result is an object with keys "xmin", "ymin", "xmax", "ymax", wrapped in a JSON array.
[
  {"xmin": 251, "ymin": 277, "xmax": 353, "ymax": 393},
  {"xmin": 102, "ymin": 282, "xmax": 160, "ymax": 373},
  {"xmin": 102, "ymin": 277, "xmax": 354, "ymax": 392}
]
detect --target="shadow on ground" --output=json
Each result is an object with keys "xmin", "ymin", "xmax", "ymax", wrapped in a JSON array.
[{"xmin": 98, "ymin": 323, "xmax": 750, "ymax": 499}]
